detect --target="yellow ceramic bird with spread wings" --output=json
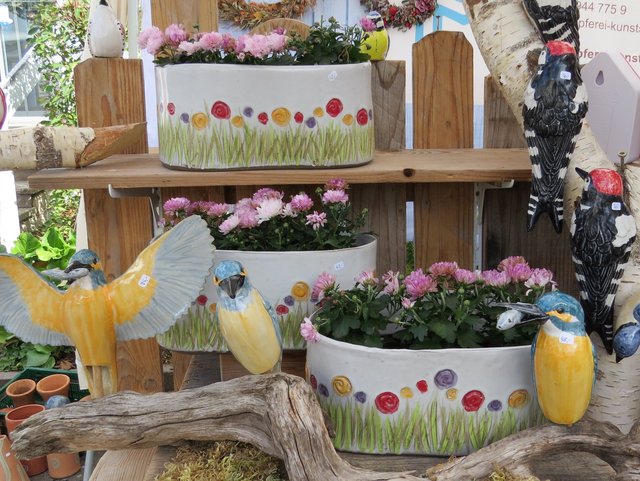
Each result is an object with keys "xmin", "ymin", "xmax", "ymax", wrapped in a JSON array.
[{"xmin": 0, "ymin": 216, "xmax": 214, "ymax": 397}]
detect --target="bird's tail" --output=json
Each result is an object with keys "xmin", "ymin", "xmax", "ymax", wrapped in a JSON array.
[
  {"xmin": 585, "ymin": 304, "xmax": 615, "ymax": 354},
  {"xmin": 527, "ymin": 189, "xmax": 563, "ymax": 233}
]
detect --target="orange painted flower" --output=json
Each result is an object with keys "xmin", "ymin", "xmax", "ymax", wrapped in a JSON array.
[
  {"xmin": 291, "ymin": 281, "xmax": 310, "ymax": 301},
  {"xmin": 271, "ymin": 107, "xmax": 291, "ymax": 127},
  {"xmin": 231, "ymin": 115, "xmax": 244, "ymax": 128},
  {"xmin": 400, "ymin": 387, "xmax": 413, "ymax": 398},
  {"xmin": 209, "ymin": 303, "xmax": 217, "ymax": 312},
  {"xmin": 342, "ymin": 114, "xmax": 354, "ymax": 126},
  {"xmin": 446, "ymin": 388, "xmax": 458, "ymax": 400},
  {"xmin": 332, "ymin": 375, "xmax": 352, "ymax": 396},
  {"xmin": 313, "ymin": 107, "xmax": 324, "ymax": 117},
  {"xmin": 508, "ymin": 389, "xmax": 529, "ymax": 408},
  {"xmin": 191, "ymin": 112, "xmax": 209, "ymax": 129}
]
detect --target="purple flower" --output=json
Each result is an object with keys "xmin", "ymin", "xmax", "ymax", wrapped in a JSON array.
[
  {"xmin": 305, "ymin": 117, "xmax": 316, "ymax": 128},
  {"xmin": 453, "ymin": 269, "xmax": 477, "ymax": 284},
  {"xmin": 322, "ymin": 189, "xmax": 349, "ymax": 205},
  {"xmin": 434, "ymin": 369, "xmax": 458, "ymax": 389},
  {"xmin": 488, "ymin": 400, "xmax": 503, "ymax": 412},
  {"xmin": 163, "ymin": 197, "xmax": 191, "ymax": 217},
  {"xmin": 403, "ymin": 269, "xmax": 438, "ymax": 299},
  {"xmin": 305, "ymin": 211, "xmax": 327, "ymax": 230},
  {"xmin": 180, "ymin": 113, "xmax": 189, "ymax": 123},
  {"xmin": 290, "ymin": 193, "xmax": 314, "ymax": 212},
  {"xmin": 354, "ymin": 391, "xmax": 367, "ymax": 403},
  {"xmin": 243, "ymin": 107, "xmax": 254, "ymax": 117},
  {"xmin": 429, "ymin": 261, "xmax": 459, "ymax": 277},
  {"xmin": 481, "ymin": 269, "xmax": 509, "ymax": 287},
  {"xmin": 318, "ymin": 384, "xmax": 329, "ymax": 397},
  {"xmin": 300, "ymin": 317, "xmax": 320, "ymax": 343},
  {"xmin": 284, "ymin": 295, "xmax": 295, "ymax": 306}
]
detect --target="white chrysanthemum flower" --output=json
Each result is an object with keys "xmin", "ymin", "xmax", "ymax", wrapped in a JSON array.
[{"xmin": 256, "ymin": 198, "xmax": 284, "ymax": 223}]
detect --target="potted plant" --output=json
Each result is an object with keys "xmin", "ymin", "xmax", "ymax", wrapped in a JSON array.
[
  {"xmin": 156, "ymin": 178, "xmax": 377, "ymax": 352},
  {"xmin": 139, "ymin": 18, "xmax": 375, "ymax": 170},
  {"xmin": 302, "ymin": 257, "xmax": 556, "ymax": 455}
]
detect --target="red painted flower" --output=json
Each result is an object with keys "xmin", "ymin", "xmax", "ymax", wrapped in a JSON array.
[
  {"xmin": 326, "ymin": 98, "xmax": 343, "ymax": 117},
  {"xmin": 309, "ymin": 374, "xmax": 317, "ymax": 390},
  {"xmin": 196, "ymin": 295, "xmax": 208, "ymax": 306},
  {"xmin": 294, "ymin": 111, "xmax": 304, "ymax": 123},
  {"xmin": 258, "ymin": 112, "xmax": 269, "ymax": 125},
  {"xmin": 276, "ymin": 304, "xmax": 289, "ymax": 315},
  {"xmin": 375, "ymin": 391, "xmax": 400, "ymax": 414},
  {"xmin": 462, "ymin": 390, "xmax": 485, "ymax": 412},
  {"xmin": 416, "ymin": 380, "xmax": 428, "ymax": 393},
  {"xmin": 356, "ymin": 108, "xmax": 369, "ymax": 126},
  {"xmin": 167, "ymin": 102, "xmax": 175, "ymax": 115},
  {"xmin": 211, "ymin": 101, "xmax": 231, "ymax": 119}
]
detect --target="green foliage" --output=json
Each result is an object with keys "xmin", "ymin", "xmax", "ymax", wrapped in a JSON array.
[
  {"xmin": 38, "ymin": 189, "xmax": 81, "ymax": 239},
  {"xmin": 12, "ymin": 227, "xmax": 76, "ymax": 271},
  {"xmin": 28, "ymin": 0, "xmax": 89, "ymax": 126},
  {"xmin": 0, "ymin": 329, "xmax": 70, "ymax": 371}
]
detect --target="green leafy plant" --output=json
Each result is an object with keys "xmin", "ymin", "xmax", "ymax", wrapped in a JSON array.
[
  {"xmin": 28, "ymin": 0, "xmax": 89, "ymax": 126},
  {"xmin": 306, "ymin": 257, "xmax": 556, "ymax": 349},
  {"xmin": 12, "ymin": 227, "xmax": 76, "ymax": 271}
]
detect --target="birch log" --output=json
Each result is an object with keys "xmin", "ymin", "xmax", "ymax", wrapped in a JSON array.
[
  {"xmin": 0, "ymin": 123, "xmax": 146, "ymax": 170},
  {"xmin": 462, "ymin": 0, "xmax": 640, "ymax": 433}
]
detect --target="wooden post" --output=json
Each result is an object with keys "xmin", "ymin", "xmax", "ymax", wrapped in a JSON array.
[
  {"xmin": 412, "ymin": 32, "xmax": 474, "ymax": 269},
  {"xmin": 74, "ymin": 58, "xmax": 162, "ymax": 394},
  {"xmin": 151, "ymin": 0, "xmax": 218, "ymax": 31}
]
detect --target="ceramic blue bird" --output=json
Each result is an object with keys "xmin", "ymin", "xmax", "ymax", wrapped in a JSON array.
[
  {"xmin": 613, "ymin": 292, "xmax": 640, "ymax": 363},
  {"xmin": 0, "ymin": 215, "xmax": 214, "ymax": 397},
  {"xmin": 214, "ymin": 260, "xmax": 282, "ymax": 374},
  {"xmin": 497, "ymin": 291, "xmax": 596, "ymax": 425}
]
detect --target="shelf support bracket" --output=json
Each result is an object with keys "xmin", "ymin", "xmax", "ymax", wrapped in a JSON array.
[
  {"xmin": 473, "ymin": 180, "xmax": 515, "ymax": 271},
  {"xmin": 107, "ymin": 185, "xmax": 163, "ymax": 238}
]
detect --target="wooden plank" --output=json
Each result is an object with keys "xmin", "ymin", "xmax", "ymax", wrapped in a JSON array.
[
  {"xmin": 412, "ymin": 31, "xmax": 474, "ymax": 270},
  {"xmin": 181, "ymin": 353, "xmax": 221, "ymax": 389},
  {"xmin": 28, "ymin": 149, "xmax": 530, "ymax": 190},
  {"xmin": 150, "ymin": 0, "xmax": 218, "ymax": 32},
  {"xmin": 171, "ymin": 352, "xmax": 194, "ymax": 391},
  {"xmin": 220, "ymin": 351, "xmax": 306, "ymax": 381},
  {"xmin": 89, "ymin": 448, "xmax": 157, "ymax": 481},
  {"xmin": 371, "ymin": 61, "xmax": 405, "ymax": 151},
  {"xmin": 75, "ymin": 59, "xmax": 162, "ymax": 394},
  {"xmin": 482, "ymin": 76, "xmax": 526, "ymax": 150}
]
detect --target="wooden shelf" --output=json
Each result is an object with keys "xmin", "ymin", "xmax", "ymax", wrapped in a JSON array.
[{"xmin": 28, "ymin": 149, "xmax": 531, "ymax": 190}]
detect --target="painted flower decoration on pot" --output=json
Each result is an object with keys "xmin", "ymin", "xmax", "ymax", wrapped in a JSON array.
[
  {"xmin": 271, "ymin": 108, "xmax": 291, "ymax": 127},
  {"xmin": 508, "ymin": 389, "xmax": 529, "ymax": 408},
  {"xmin": 416, "ymin": 380, "xmax": 428, "ymax": 393},
  {"xmin": 211, "ymin": 101, "xmax": 231, "ymax": 119},
  {"xmin": 332, "ymin": 376, "xmax": 352, "ymax": 396},
  {"xmin": 375, "ymin": 391, "xmax": 400, "ymax": 414},
  {"xmin": 487, "ymin": 400, "xmax": 503, "ymax": 412},
  {"xmin": 356, "ymin": 108, "xmax": 368, "ymax": 125},
  {"xmin": 291, "ymin": 282, "xmax": 310, "ymax": 301},
  {"xmin": 191, "ymin": 112, "xmax": 208, "ymax": 129},
  {"xmin": 167, "ymin": 102, "xmax": 175, "ymax": 115},
  {"xmin": 434, "ymin": 369, "xmax": 458, "ymax": 389},
  {"xmin": 196, "ymin": 295, "xmax": 208, "ymax": 306},
  {"xmin": 461, "ymin": 390, "xmax": 485, "ymax": 412},
  {"xmin": 326, "ymin": 98, "xmax": 343, "ymax": 117}
]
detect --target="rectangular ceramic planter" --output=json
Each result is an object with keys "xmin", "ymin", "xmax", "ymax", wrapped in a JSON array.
[{"xmin": 155, "ymin": 63, "xmax": 375, "ymax": 170}]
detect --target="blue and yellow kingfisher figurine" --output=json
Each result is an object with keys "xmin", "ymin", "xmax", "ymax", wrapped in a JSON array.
[
  {"xmin": 214, "ymin": 260, "xmax": 282, "ymax": 374},
  {"xmin": 0, "ymin": 216, "xmax": 214, "ymax": 397},
  {"xmin": 497, "ymin": 291, "xmax": 596, "ymax": 425}
]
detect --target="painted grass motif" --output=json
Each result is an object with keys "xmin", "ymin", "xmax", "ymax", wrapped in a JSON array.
[
  {"xmin": 158, "ymin": 114, "xmax": 374, "ymax": 170},
  {"xmin": 317, "ymin": 395, "xmax": 546, "ymax": 455}
]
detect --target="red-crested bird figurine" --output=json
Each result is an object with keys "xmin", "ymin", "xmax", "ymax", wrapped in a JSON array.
[{"xmin": 523, "ymin": 0, "xmax": 580, "ymax": 55}]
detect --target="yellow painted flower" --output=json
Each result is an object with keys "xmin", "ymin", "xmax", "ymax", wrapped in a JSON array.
[
  {"xmin": 400, "ymin": 387, "xmax": 413, "ymax": 398},
  {"xmin": 231, "ymin": 115, "xmax": 244, "ymax": 128},
  {"xmin": 313, "ymin": 107, "xmax": 324, "ymax": 117},
  {"xmin": 332, "ymin": 375, "xmax": 352, "ymax": 396},
  {"xmin": 209, "ymin": 303, "xmax": 217, "ymax": 312},
  {"xmin": 291, "ymin": 281, "xmax": 310, "ymax": 301},
  {"xmin": 271, "ymin": 107, "xmax": 291, "ymax": 127},
  {"xmin": 342, "ymin": 114, "xmax": 354, "ymax": 126},
  {"xmin": 191, "ymin": 112, "xmax": 209, "ymax": 130},
  {"xmin": 446, "ymin": 388, "xmax": 458, "ymax": 400},
  {"xmin": 508, "ymin": 389, "xmax": 529, "ymax": 408}
]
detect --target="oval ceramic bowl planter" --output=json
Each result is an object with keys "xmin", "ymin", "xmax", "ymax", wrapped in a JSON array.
[
  {"xmin": 157, "ymin": 234, "xmax": 377, "ymax": 352},
  {"xmin": 155, "ymin": 63, "xmax": 374, "ymax": 170},
  {"xmin": 306, "ymin": 333, "xmax": 545, "ymax": 456}
]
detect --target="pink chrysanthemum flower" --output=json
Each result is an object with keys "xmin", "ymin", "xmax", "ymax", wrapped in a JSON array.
[
  {"xmin": 305, "ymin": 211, "xmax": 327, "ymax": 230},
  {"xmin": 453, "ymin": 269, "xmax": 477, "ymax": 284},
  {"xmin": 256, "ymin": 198, "xmax": 283, "ymax": 223},
  {"xmin": 237, "ymin": 209, "xmax": 259, "ymax": 229},
  {"xmin": 312, "ymin": 272, "xmax": 336, "ymax": 299},
  {"xmin": 164, "ymin": 24, "xmax": 188, "ymax": 46},
  {"xmin": 266, "ymin": 32, "xmax": 288, "ymax": 52},
  {"xmin": 206, "ymin": 202, "xmax": 229, "ymax": 218},
  {"xmin": 219, "ymin": 214, "xmax": 240, "ymax": 235},
  {"xmin": 404, "ymin": 269, "xmax": 438, "ymax": 299},
  {"xmin": 178, "ymin": 40, "xmax": 199, "ymax": 55},
  {"xmin": 504, "ymin": 263, "xmax": 533, "ymax": 282},
  {"xmin": 497, "ymin": 256, "xmax": 527, "ymax": 271},
  {"xmin": 300, "ymin": 317, "xmax": 320, "ymax": 343},
  {"xmin": 356, "ymin": 270, "xmax": 378, "ymax": 286},
  {"xmin": 198, "ymin": 31, "xmax": 223, "ymax": 50},
  {"xmin": 481, "ymin": 269, "xmax": 509, "ymax": 287},
  {"xmin": 429, "ymin": 261, "xmax": 459, "ymax": 277},
  {"xmin": 163, "ymin": 197, "xmax": 191, "ymax": 217},
  {"xmin": 138, "ymin": 27, "xmax": 165, "ymax": 54},
  {"xmin": 382, "ymin": 270, "xmax": 400, "ymax": 294},
  {"xmin": 325, "ymin": 178, "xmax": 348, "ymax": 190},
  {"xmin": 290, "ymin": 193, "xmax": 314, "ymax": 212},
  {"xmin": 401, "ymin": 297, "xmax": 416, "ymax": 309},
  {"xmin": 282, "ymin": 203, "xmax": 296, "ymax": 217},
  {"xmin": 252, "ymin": 188, "xmax": 283, "ymax": 203},
  {"xmin": 359, "ymin": 17, "xmax": 376, "ymax": 32},
  {"xmin": 525, "ymin": 268, "xmax": 555, "ymax": 289},
  {"xmin": 322, "ymin": 189, "xmax": 349, "ymax": 205},
  {"xmin": 244, "ymin": 34, "xmax": 271, "ymax": 58}
]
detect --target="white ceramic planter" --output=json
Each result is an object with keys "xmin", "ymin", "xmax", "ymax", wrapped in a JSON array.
[
  {"xmin": 306, "ymin": 333, "xmax": 544, "ymax": 456},
  {"xmin": 157, "ymin": 234, "xmax": 377, "ymax": 352},
  {"xmin": 155, "ymin": 63, "xmax": 374, "ymax": 170}
]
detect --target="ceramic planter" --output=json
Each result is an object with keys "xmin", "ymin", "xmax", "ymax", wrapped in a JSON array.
[
  {"xmin": 306, "ymin": 333, "xmax": 545, "ymax": 456},
  {"xmin": 5, "ymin": 379, "xmax": 36, "ymax": 407},
  {"xmin": 5, "ymin": 404, "xmax": 48, "ymax": 475},
  {"xmin": 36, "ymin": 373, "xmax": 70, "ymax": 401},
  {"xmin": 155, "ymin": 63, "xmax": 374, "ymax": 170},
  {"xmin": 0, "ymin": 435, "xmax": 29, "ymax": 481},
  {"xmin": 157, "ymin": 234, "xmax": 377, "ymax": 352}
]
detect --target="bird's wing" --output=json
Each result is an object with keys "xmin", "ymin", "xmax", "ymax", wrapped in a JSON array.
[
  {"xmin": 0, "ymin": 255, "xmax": 72, "ymax": 346},
  {"xmin": 259, "ymin": 293, "xmax": 283, "ymax": 347},
  {"xmin": 110, "ymin": 216, "xmax": 214, "ymax": 341},
  {"xmin": 591, "ymin": 341, "xmax": 597, "ymax": 389}
]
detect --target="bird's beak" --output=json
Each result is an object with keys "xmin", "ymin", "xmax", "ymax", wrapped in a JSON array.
[
  {"xmin": 575, "ymin": 167, "xmax": 589, "ymax": 180},
  {"xmin": 43, "ymin": 264, "xmax": 90, "ymax": 281},
  {"xmin": 494, "ymin": 302, "xmax": 549, "ymax": 330},
  {"xmin": 220, "ymin": 274, "xmax": 245, "ymax": 299}
]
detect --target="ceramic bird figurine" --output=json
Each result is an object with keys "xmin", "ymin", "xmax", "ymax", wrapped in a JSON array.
[
  {"xmin": 612, "ymin": 292, "xmax": 640, "ymax": 363},
  {"xmin": 523, "ymin": 40, "xmax": 588, "ymax": 233},
  {"xmin": 523, "ymin": 0, "xmax": 580, "ymax": 55},
  {"xmin": 497, "ymin": 291, "xmax": 596, "ymax": 426},
  {"xmin": 360, "ymin": 11, "xmax": 389, "ymax": 61},
  {"xmin": 87, "ymin": 0, "xmax": 125, "ymax": 58},
  {"xmin": 0, "ymin": 215, "xmax": 214, "ymax": 397},
  {"xmin": 570, "ymin": 167, "xmax": 637, "ymax": 353},
  {"xmin": 214, "ymin": 260, "xmax": 282, "ymax": 374}
]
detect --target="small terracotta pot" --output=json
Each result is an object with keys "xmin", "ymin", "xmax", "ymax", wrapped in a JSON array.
[
  {"xmin": 46, "ymin": 452, "xmax": 81, "ymax": 479},
  {"xmin": 5, "ymin": 404, "xmax": 47, "ymax": 476},
  {"xmin": 5, "ymin": 379, "xmax": 36, "ymax": 407},
  {"xmin": 36, "ymin": 374, "xmax": 70, "ymax": 401},
  {"xmin": 0, "ymin": 435, "xmax": 29, "ymax": 481}
]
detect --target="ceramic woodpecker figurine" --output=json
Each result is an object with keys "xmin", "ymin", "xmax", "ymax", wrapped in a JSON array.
[
  {"xmin": 0, "ymin": 216, "xmax": 214, "ymax": 397},
  {"xmin": 570, "ymin": 167, "xmax": 637, "ymax": 353},
  {"xmin": 523, "ymin": 0, "xmax": 580, "ymax": 55},
  {"xmin": 87, "ymin": 0, "xmax": 125, "ymax": 58},
  {"xmin": 497, "ymin": 291, "xmax": 596, "ymax": 426},
  {"xmin": 522, "ymin": 40, "xmax": 588, "ymax": 233},
  {"xmin": 214, "ymin": 260, "xmax": 283, "ymax": 374},
  {"xmin": 360, "ymin": 11, "xmax": 389, "ymax": 61},
  {"xmin": 612, "ymin": 292, "xmax": 640, "ymax": 363}
]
